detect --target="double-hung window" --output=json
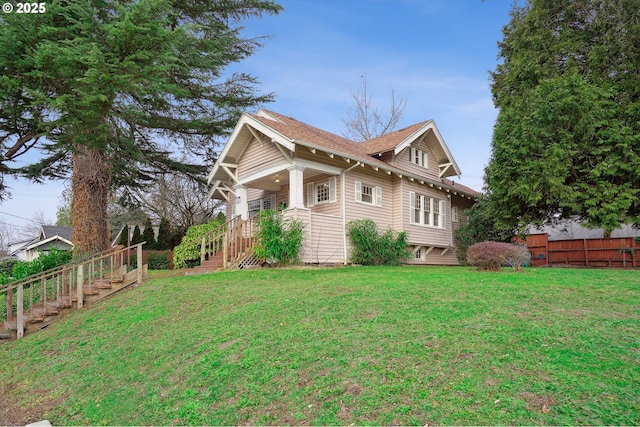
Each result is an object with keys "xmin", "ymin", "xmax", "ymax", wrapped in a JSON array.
[
  {"xmin": 410, "ymin": 147, "xmax": 428, "ymax": 168},
  {"xmin": 355, "ymin": 181, "xmax": 382, "ymax": 207},
  {"xmin": 306, "ymin": 177, "xmax": 337, "ymax": 207},
  {"xmin": 410, "ymin": 192, "xmax": 445, "ymax": 228}
]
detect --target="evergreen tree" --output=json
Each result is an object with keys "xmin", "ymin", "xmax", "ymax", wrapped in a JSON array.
[
  {"xmin": 0, "ymin": 1, "xmax": 282, "ymax": 255},
  {"xmin": 486, "ymin": 0, "xmax": 640, "ymax": 236},
  {"xmin": 142, "ymin": 217, "xmax": 156, "ymax": 249},
  {"xmin": 117, "ymin": 226, "xmax": 129, "ymax": 247},
  {"xmin": 156, "ymin": 217, "xmax": 172, "ymax": 251},
  {"xmin": 130, "ymin": 225, "xmax": 143, "ymax": 245}
]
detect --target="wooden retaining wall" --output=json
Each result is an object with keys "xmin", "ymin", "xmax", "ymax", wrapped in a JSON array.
[{"xmin": 526, "ymin": 234, "xmax": 639, "ymax": 267}]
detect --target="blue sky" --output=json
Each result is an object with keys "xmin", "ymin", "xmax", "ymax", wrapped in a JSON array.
[{"xmin": 0, "ymin": 0, "xmax": 515, "ymax": 236}]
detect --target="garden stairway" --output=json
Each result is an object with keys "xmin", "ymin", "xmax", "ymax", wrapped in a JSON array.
[
  {"xmin": 190, "ymin": 215, "xmax": 263, "ymax": 274},
  {"xmin": 1, "ymin": 243, "xmax": 147, "ymax": 340}
]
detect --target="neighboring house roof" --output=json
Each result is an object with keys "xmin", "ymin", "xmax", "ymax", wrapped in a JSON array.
[
  {"xmin": 40, "ymin": 225, "xmax": 73, "ymax": 241},
  {"xmin": 531, "ymin": 220, "xmax": 640, "ymax": 241},
  {"xmin": 5, "ymin": 225, "xmax": 74, "ymax": 259},
  {"xmin": 208, "ymin": 108, "xmax": 478, "ymax": 199},
  {"xmin": 25, "ymin": 234, "xmax": 73, "ymax": 251}
]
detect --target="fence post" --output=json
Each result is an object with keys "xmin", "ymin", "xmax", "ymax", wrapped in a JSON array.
[
  {"xmin": 6, "ymin": 286, "xmax": 12, "ymax": 322},
  {"xmin": 137, "ymin": 243, "xmax": 143, "ymax": 284},
  {"xmin": 77, "ymin": 264, "xmax": 84, "ymax": 309},
  {"xmin": 17, "ymin": 284, "xmax": 24, "ymax": 339},
  {"xmin": 201, "ymin": 236, "xmax": 206, "ymax": 264}
]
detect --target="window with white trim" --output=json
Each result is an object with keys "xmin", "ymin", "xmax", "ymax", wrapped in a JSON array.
[
  {"xmin": 355, "ymin": 181, "xmax": 382, "ymax": 207},
  {"xmin": 248, "ymin": 195, "xmax": 275, "ymax": 217},
  {"xmin": 307, "ymin": 177, "xmax": 337, "ymax": 207},
  {"xmin": 414, "ymin": 248, "xmax": 423, "ymax": 260},
  {"xmin": 410, "ymin": 147, "xmax": 428, "ymax": 168},
  {"xmin": 452, "ymin": 206, "xmax": 459, "ymax": 223},
  {"xmin": 409, "ymin": 192, "xmax": 445, "ymax": 228}
]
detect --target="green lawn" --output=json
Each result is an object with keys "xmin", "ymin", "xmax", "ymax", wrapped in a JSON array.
[{"xmin": 1, "ymin": 266, "xmax": 639, "ymax": 425}]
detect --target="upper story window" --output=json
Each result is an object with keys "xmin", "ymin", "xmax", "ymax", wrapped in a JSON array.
[
  {"xmin": 410, "ymin": 147, "xmax": 428, "ymax": 168},
  {"xmin": 410, "ymin": 191, "xmax": 445, "ymax": 228},
  {"xmin": 452, "ymin": 206, "xmax": 459, "ymax": 223},
  {"xmin": 307, "ymin": 177, "xmax": 337, "ymax": 207},
  {"xmin": 355, "ymin": 181, "xmax": 382, "ymax": 207}
]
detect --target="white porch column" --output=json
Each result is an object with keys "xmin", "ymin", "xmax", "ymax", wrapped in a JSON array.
[
  {"xmin": 288, "ymin": 165, "xmax": 306, "ymax": 209},
  {"xmin": 235, "ymin": 184, "xmax": 248, "ymax": 219}
]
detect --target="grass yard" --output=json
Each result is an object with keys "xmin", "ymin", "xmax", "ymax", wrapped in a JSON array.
[{"xmin": 0, "ymin": 266, "xmax": 638, "ymax": 425}]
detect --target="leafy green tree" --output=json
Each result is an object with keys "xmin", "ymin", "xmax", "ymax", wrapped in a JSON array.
[
  {"xmin": 142, "ymin": 217, "xmax": 156, "ymax": 249},
  {"xmin": 486, "ymin": 0, "xmax": 640, "ymax": 236},
  {"xmin": 0, "ymin": 1, "xmax": 282, "ymax": 255}
]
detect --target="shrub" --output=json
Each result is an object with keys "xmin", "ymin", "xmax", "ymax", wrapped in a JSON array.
[
  {"xmin": 147, "ymin": 251, "xmax": 171, "ymax": 270},
  {"xmin": 255, "ymin": 210, "xmax": 305, "ymax": 266},
  {"xmin": 0, "ymin": 258, "xmax": 19, "ymax": 276},
  {"xmin": 172, "ymin": 220, "xmax": 225, "ymax": 269},
  {"xmin": 10, "ymin": 248, "xmax": 73, "ymax": 280},
  {"xmin": 347, "ymin": 219, "xmax": 410, "ymax": 266},
  {"xmin": 466, "ymin": 241, "xmax": 530, "ymax": 271}
]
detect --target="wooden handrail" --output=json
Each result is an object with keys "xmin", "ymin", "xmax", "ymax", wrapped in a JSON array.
[
  {"xmin": 1, "ymin": 242, "xmax": 146, "ymax": 339},
  {"xmin": 199, "ymin": 215, "xmax": 260, "ymax": 270}
]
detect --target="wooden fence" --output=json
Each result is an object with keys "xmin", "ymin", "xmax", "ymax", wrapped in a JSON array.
[{"xmin": 525, "ymin": 234, "xmax": 639, "ymax": 267}]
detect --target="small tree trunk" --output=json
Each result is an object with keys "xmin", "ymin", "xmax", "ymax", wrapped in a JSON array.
[{"xmin": 71, "ymin": 146, "xmax": 110, "ymax": 256}]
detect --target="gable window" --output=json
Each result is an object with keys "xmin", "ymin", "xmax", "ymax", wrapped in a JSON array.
[
  {"xmin": 409, "ymin": 192, "xmax": 445, "ymax": 228},
  {"xmin": 306, "ymin": 176, "xmax": 337, "ymax": 207},
  {"xmin": 410, "ymin": 147, "xmax": 428, "ymax": 168},
  {"xmin": 355, "ymin": 181, "xmax": 382, "ymax": 207}
]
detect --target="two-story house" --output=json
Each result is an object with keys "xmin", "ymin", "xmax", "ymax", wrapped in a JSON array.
[{"xmin": 207, "ymin": 109, "xmax": 477, "ymax": 265}]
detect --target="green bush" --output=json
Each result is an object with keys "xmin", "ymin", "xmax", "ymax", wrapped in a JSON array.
[
  {"xmin": 347, "ymin": 219, "xmax": 410, "ymax": 266},
  {"xmin": 10, "ymin": 248, "xmax": 72, "ymax": 281},
  {"xmin": 0, "ymin": 259, "xmax": 19, "ymax": 276},
  {"xmin": 173, "ymin": 220, "xmax": 225, "ymax": 269},
  {"xmin": 255, "ymin": 210, "xmax": 305, "ymax": 266},
  {"xmin": 147, "ymin": 251, "xmax": 171, "ymax": 270}
]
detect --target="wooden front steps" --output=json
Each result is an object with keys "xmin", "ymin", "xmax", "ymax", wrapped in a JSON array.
[{"xmin": 1, "ymin": 243, "xmax": 147, "ymax": 340}]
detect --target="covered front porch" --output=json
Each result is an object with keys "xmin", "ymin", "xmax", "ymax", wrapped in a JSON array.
[{"xmin": 209, "ymin": 160, "xmax": 349, "ymax": 265}]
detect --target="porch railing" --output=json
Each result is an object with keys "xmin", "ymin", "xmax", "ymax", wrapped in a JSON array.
[
  {"xmin": 1, "ymin": 243, "xmax": 145, "ymax": 339},
  {"xmin": 200, "ymin": 215, "xmax": 260, "ymax": 269}
]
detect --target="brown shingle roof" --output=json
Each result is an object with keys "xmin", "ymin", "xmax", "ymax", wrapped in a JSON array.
[
  {"xmin": 249, "ymin": 109, "xmax": 478, "ymax": 196},
  {"xmin": 358, "ymin": 121, "xmax": 431, "ymax": 154},
  {"xmin": 250, "ymin": 110, "xmax": 391, "ymax": 168}
]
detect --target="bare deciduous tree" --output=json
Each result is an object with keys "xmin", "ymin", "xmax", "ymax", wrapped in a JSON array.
[
  {"xmin": 341, "ymin": 73, "xmax": 407, "ymax": 142},
  {"xmin": 128, "ymin": 172, "xmax": 222, "ymax": 235}
]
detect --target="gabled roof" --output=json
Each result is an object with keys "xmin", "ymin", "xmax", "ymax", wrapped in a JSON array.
[
  {"xmin": 208, "ymin": 108, "xmax": 478, "ymax": 198},
  {"xmin": 25, "ymin": 234, "xmax": 73, "ymax": 251},
  {"xmin": 40, "ymin": 226, "xmax": 73, "ymax": 242},
  {"xmin": 360, "ymin": 120, "xmax": 462, "ymax": 177}
]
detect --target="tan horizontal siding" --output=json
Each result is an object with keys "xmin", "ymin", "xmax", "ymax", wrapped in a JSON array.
[
  {"xmin": 307, "ymin": 212, "xmax": 344, "ymax": 264},
  {"xmin": 238, "ymin": 138, "xmax": 285, "ymax": 180},
  {"xmin": 344, "ymin": 169, "xmax": 395, "ymax": 230}
]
